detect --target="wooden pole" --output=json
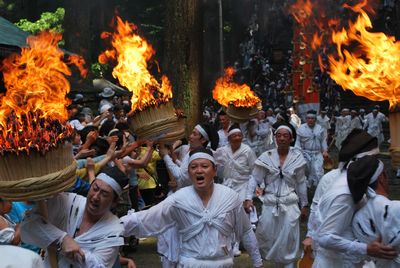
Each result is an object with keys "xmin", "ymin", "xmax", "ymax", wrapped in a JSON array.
[{"xmin": 389, "ymin": 106, "xmax": 400, "ymax": 170}]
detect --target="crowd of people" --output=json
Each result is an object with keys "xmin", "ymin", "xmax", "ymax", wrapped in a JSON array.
[{"xmin": 1, "ymin": 85, "xmax": 399, "ymax": 268}]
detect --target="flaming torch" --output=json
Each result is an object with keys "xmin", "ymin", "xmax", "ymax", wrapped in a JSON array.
[
  {"xmin": 328, "ymin": 3, "xmax": 400, "ymax": 170},
  {"xmin": 213, "ymin": 67, "xmax": 261, "ymax": 123},
  {"xmin": 0, "ymin": 32, "xmax": 86, "ymax": 200},
  {"xmin": 99, "ymin": 17, "xmax": 184, "ymax": 143}
]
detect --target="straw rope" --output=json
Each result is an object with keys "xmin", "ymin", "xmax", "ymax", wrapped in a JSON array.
[
  {"xmin": 0, "ymin": 161, "xmax": 77, "ymax": 201},
  {"xmin": 226, "ymin": 105, "xmax": 258, "ymax": 123}
]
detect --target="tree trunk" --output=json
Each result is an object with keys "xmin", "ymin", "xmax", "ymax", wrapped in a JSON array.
[
  {"xmin": 202, "ymin": 0, "xmax": 220, "ymax": 102},
  {"xmin": 63, "ymin": 0, "xmax": 112, "ymax": 63},
  {"xmin": 163, "ymin": 0, "xmax": 202, "ymax": 133}
]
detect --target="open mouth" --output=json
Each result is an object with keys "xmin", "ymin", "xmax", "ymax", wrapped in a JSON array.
[
  {"xmin": 89, "ymin": 201, "xmax": 99, "ymax": 209},
  {"xmin": 196, "ymin": 176, "xmax": 205, "ymax": 183}
]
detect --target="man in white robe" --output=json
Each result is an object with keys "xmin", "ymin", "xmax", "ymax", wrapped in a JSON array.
[
  {"xmin": 121, "ymin": 148, "xmax": 263, "ymax": 268},
  {"xmin": 295, "ymin": 110, "xmax": 328, "ymax": 187},
  {"xmin": 349, "ymin": 110, "xmax": 362, "ymax": 132},
  {"xmin": 214, "ymin": 124, "xmax": 257, "ymax": 256},
  {"xmin": 316, "ymin": 110, "xmax": 330, "ymax": 134},
  {"xmin": 313, "ymin": 156, "xmax": 397, "ymax": 267},
  {"xmin": 158, "ymin": 123, "xmax": 220, "ymax": 267},
  {"xmin": 215, "ymin": 125, "xmax": 257, "ymax": 201},
  {"xmin": 353, "ymin": 194, "xmax": 400, "ymax": 267},
  {"xmin": 364, "ymin": 109, "xmax": 387, "ymax": 145},
  {"xmin": 244, "ymin": 123, "xmax": 308, "ymax": 268},
  {"xmin": 303, "ymin": 129, "xmax": 380, "ymax": 259},
  {"xmin": 335, "ymin": 108, "xmax": 351, "ymax": 150},
  {"xmin": 217, "ymin": 111, "xmax": 231, "ymax": 148},
  {"xmin": 21, "ymin": 167, "xmax": 128, "ymax": 268}
]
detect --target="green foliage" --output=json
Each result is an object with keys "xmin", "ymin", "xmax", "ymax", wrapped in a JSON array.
[
  {"xmin": 140, "ymin": 23, "xmax": 163, "ymax": 36},
  {"xmin": 223, "ymin": 22, "xmax": 232, "ymax": 33},
  {"xmin": 15, "ymin": 8, "xmax": 65, "ymax": 35},
  {"xmin": 90, "ymin": 62, "xmax": 109, "ymax": 78}
]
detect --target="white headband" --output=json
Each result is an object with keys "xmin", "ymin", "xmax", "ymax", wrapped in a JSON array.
[
  {"xmin": 306, "ymin": 113, "xmax": 317, "ymax": 118},
  {"xmin": 275, "ymin": 125, "xmax": 293, "ymax": 136},
  {"xmin": 195, "ymin": 125, "xmax": 209, "ymax": 141},
  {"xmin": 96, "ymin": 173, "xmax": 122, "ymax": 196},
  {"xmin": 188, "ymin": 152, "xmax": 215, "ymax": 165},
  {"xmin": 369, "ymin": 160, "xmax": 384, "ymax": 185},
  {"xmin": 108, "ymin": 128, "xmax": 119, "ymax": 136},
  {"xmin": 228, "ymin": 128, "xmax": 242, "ymax": 137},
  {"xmin": 355, "ymin": 147, "xmax": 380, "ymax": 159}
]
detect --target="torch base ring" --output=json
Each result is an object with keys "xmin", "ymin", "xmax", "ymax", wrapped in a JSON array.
[{"xmin": 0, "ymin": 161, "xmax": 77, "ymax": 201}]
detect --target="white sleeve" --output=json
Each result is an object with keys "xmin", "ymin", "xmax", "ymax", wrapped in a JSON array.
[
  {"xmin": 296, "ymin": 179, "xmax": 308, "ymax": 208},
  {"xmin": 121, "ymin": 198, "xmax": 176, "ymax": 238},
  {"xmin": 0, "ymin": 227, "xmax": 15, "ymax": 244},
  {"xmin": 294, "ymin": 166, "xmax": 308, "ymax": 208},
  {"xmin": 242, "ymin": 229, "xmax": 263, "ymax": 267},
  {"xmin": 163, "ymin": 155, "xmax": 184, "ymax": 180},
  {"xmin": 235, "ymin": 207, "xmax": 263, "ymax": 267},
  {"xmin": 306, "ymin": 206, "xmax": 319, "ymax": 238},
  {"xmin": 316, "ymin": 195, "xmax": 367, "ymax": 256},
  {"xmin": 21, "ymin": 194, "xmax": 70, "ymax": 248},
  {"xmin": 248, "ymin": 149, "xmax": 257, "ymax": 169},
  {"xmin": 72, "ymin": 246, "xmax": 119, "ymax": 268},
  {"xmin": 245, "ymin": 165, "xmax": 267, "ymax": 200},
  {"xmin": 294, "ymin": 133, "xmax": 302, "ymax": 149}
]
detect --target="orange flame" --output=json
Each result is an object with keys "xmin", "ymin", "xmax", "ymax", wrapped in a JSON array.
[
  {"xmin": 212, "ymin": 67, "xmax": 260, "ymax": 107},
  {"xmin": 99, "ymin": 16, "xmax": 172, "ymax": 112},
  {"xmin": 288, "ymin": 0, "xmax": 313, "ymax": 24},
  {"xmin": 328, "ymin": 7, "xmax": 400, "ymax": 109},
  {"xmin": 0, "ymin": 31, "xmax": 86, "ymax": 154}
]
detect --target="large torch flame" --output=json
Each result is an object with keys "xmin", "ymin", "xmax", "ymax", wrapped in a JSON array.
[
  {"xmin": 0, "ymin": 31, "xmax": 86, "ymax": 154},
  {"xmin": 212, "ymin": 67, "xmax": 260, "ymax": 107},
  {"xmin": 99, "ymin": 16, "xmax": 172, "ymax": 112},
  {"xmin": 328, "ymin": 5, "xmax": 400, "ymax": 109}
]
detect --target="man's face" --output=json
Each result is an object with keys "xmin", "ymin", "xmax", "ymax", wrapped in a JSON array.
[
  {"xmin": 86, "ymin": 180, "xmax": 115, "ymax": 218},
  {"xmin": 189, "ymin": 128, "xmax": 206, "ymax": 148},
  {"xmin": 275, "ymin": 128, "xmax": 292, "ymax": 148},
  {"xmin": 219, "ymin": 115, "xmax": 230, "ymax": 129},
  {"xmin": 189, "ymin": 158, "xmax": 216, "ymax": 192},
  {"xmin": 257, "ymin": 111, "xmax": 266, "ymax": 120},
  {"xmin": 306, "ymin": 116, "xmax": 316, "ymax": 127},
  {"xmin": 115, "ymin": 109, "xmax": 125, "ymax": 119},
  {"xmin": 228, "ymin": 132, "xmax": 243, "ymax": 148}
]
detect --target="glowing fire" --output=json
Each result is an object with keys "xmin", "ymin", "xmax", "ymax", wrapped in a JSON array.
[
  {"xmin": 288, "ymin": 0, "xmax": 313, "ymax": 24},
  {"xmin": 328, "ymin": 5, "xmax": 400, "ymax": 109},
  {"xmin": 0, "ymin": 31, "xmax": 86, "ymax": 154},
  {"xmin": 99, "ymin": 16, "xmax": 172, "ymax": 112},
  {"xmin": 213, "ymin": 67, "xmax": 260, "ymax": 107}
]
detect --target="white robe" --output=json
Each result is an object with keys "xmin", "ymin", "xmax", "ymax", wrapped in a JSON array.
[
  {"xmin": 295, "ymin": 123, "xmax": 327, "ymax": 187},
  {"xmin": 21, "ymin": 193, "xmax": 124, "ymax": 268},
  {"xmin": 163, "ymin": 150, "xmax": 191, "ymax": 188},
  {"xmin": 353, "ymin": 194, "xmax": 400, "ymax": 268},
  {"xmin": 160, "ymin": 149, "xmax": 192, "ymax": 265},
  {"xmin": 350, "ymin": 117, "xmax": 362, "ymax": 132},
  {"xmin": 243, "ymin": 120, "xmax": 274, "ymax": 156},
  {"xmin": 121, "ymin": 184, "xmax": 263, "ymax": 268},
  {"xmin": 0, "ymin": 215, "xmax": 16, "ymax": 245},
  {"xmin": 246, "ymin": 147, "xmax": 307, "ymax": 264},
  {"xmin": 317, "ymin": 115, "xmax": 330, "ymax": 133},
  {"xmin": 364, "ymin": 113, "xmax": 386, "ymax": 145},
  {"xmin": 335, "ymin": 115, "xmax": 351, "ymax": 150},
  {"xmin": 0, "ymin": 245, "xmax": 45, "ymax": 268},
  {"xmin": 214, "ymin": 143, "xmax": 256, "ymax": 200},
  {"xmin": 218, "ymin": 129, "xmax": 229, "ymax": 148},
  {"xmin": 306, "ymin": 168, "xmax": 342, "ymax": 246},
  {"xmin": 313, "ymin": 174, "xmax": 366, "ymax": 267}
]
